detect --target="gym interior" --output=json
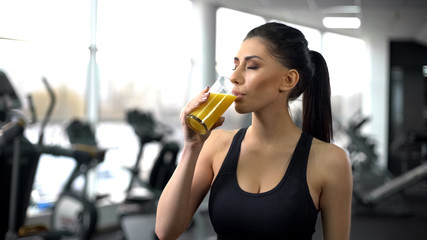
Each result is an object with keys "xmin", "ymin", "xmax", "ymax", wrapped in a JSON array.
[{"xmin": 1, "ymin": 0, "xmax": 427, "ymax": 239}]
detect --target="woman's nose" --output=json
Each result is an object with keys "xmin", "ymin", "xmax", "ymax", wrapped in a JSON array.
[{"xmin": 230, "ymin": 71, "xmax": 243, "ymax": 85}]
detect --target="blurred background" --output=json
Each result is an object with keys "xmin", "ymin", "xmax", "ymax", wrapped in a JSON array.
[{"xmin": 1, "ymin": 0, "xmax": 427, "ymax": 239}]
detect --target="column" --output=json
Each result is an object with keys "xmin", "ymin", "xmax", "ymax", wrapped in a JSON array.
[{"xmin": 189, "ymin": 0, "xmax": 218, "ymax": 97}]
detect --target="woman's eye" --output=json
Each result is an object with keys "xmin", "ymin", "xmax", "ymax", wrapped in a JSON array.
[{"xmin": 232, "ymin": 64, "xmax": 258, "ymax": 70}]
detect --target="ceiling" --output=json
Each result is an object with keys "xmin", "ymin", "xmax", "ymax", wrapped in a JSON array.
[{"xmin": 201, "ymin": 0, "xmax": 427, "ymax": 46}]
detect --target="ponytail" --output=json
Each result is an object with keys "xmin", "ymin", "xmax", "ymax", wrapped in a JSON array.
[{"xmin": 302, "ymin": 50, "xmax": 333, "ymax": 143}]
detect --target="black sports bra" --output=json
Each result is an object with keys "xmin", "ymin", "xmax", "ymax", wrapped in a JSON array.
[{"xmin": 209, "ymin": 128, "xmax": 319, "ymax": 240}]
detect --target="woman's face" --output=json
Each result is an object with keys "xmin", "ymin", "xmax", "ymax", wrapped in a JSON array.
[{"xmin": 231, "ymin": 37, "xmax": 290, "ymax": 114}]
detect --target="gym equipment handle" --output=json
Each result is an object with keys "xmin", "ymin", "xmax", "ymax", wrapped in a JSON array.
[
  {"xmin": 0, "ymin": 109, "xmax": 26, "ymax": 147},
  {"xmin": 37, "ymin": 144, "xmax": 106, "ymax": 164}
]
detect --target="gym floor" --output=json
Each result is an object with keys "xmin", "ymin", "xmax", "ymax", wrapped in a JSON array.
[
  {"xmin": 92, "ymin": 182, "xmax": 427, "ymax": 240},
  {"xmin": 349, "ymin": 182, "xmax": 427, "ymax": 240}
]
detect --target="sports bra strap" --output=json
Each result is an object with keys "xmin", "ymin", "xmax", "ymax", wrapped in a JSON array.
[
  {"xmin": 290, "ymin": 132, "xmax": 313, "ymax": 182},
  {"xmin": 219, "ymin": 127, "xmax": 247, "ymax": 174}
]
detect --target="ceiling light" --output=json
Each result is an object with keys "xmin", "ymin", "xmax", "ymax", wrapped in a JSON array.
[{"xmin": 323, "ymin": 17, "xmax": 361, "ymax": 29}]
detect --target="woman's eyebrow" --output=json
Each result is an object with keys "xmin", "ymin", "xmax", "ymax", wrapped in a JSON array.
[{"xmin": 234, "ymin": 55, "xmax": 263, "ymax": 62}]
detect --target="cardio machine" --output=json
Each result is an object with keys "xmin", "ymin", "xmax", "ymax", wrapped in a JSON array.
[
  {"xmin": 0, "ymin": 70, "xmax": 39, "ymax": 239},
  {"xmin": 0, "ymin": 71, "xmax": 106, "ymax": 240},
  {"xmin": 118, "ymin": 109, "xmax": 180, "ymax": 240},
  {"xmin": 33, "ymin": 78, "xmax": 106, "ymax": 240},
  {"xmin": 48, "ymin": 118, "xmax": 105, "ymax": 240}
]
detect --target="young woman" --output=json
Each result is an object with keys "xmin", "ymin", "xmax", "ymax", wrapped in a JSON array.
[{"xmin": 155, "ymin": 22, "xmax": 352, "ymax": 240}]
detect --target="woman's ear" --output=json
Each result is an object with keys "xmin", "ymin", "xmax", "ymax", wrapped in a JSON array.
[{"xmin": 279, "ymin": 69, "xmax": 299, "ymax": 92}]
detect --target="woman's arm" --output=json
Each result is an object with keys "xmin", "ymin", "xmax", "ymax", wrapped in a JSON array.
[
  {"xmin": 155, "ymin": 141, "xmax": 213, "ymax": 240},
  {"xmin": 319, "ymin": 146, "xmax": 353, "ymax": 240},
  {"xmin": 155, "ymin": 87, "xmax": 224, "ymax": 240}
]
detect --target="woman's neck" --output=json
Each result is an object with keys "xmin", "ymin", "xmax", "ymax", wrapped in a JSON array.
[{"xmin": 249, "ymin": 103, "xmax": 301, "ymax": 144}]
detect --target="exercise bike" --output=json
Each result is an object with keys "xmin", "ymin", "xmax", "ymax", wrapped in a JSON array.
[{"xmin": 1, "ymin": 71, "xmax": 106, "ymax": 240}]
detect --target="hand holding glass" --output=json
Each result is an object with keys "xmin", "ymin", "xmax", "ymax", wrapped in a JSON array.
[{"xmin": 186, "ymin": 76, "xmax": 236, "ymax": 135}]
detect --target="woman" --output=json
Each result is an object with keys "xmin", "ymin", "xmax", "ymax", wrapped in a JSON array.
[{"xmin": 155, "ymin": 22, "xmax": 352, "ymax": 240}]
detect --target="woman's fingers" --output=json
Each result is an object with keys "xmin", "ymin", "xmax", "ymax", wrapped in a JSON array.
[
  {"xmin": 211, "ymin": 117, "xmax": 225, "ymax": 130},
  {"xmin": 180, "ymin": 87, "xmax": 226, "ymax": 141},
  {"xmin": 192, "ymin": 86, "xmax": 210, "ymax": 108},
  {"xmin": 180, "ymin": 87, "xmax": 210, "ymax": 121}
]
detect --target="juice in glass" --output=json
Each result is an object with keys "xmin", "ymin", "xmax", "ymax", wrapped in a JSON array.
[{"xmin": 186, "ymin": 76, "xmax": 236, "ymax": 135}]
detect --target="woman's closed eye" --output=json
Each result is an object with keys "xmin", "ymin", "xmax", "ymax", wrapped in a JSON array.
[
  {"xmin": 232, "ymin": 65, "xmax": 259, "ymax": 70},
  {"xmin": 247, "ymin": 65, "xmax": 258, "ymax": 70}
]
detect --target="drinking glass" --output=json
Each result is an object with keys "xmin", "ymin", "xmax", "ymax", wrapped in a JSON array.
[{"xmin": 186, "ymin": 76, "xmax": 236, "ymax": 135}]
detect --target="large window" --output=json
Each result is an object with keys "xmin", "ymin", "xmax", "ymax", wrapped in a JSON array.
[
  {"xmin": 97, "ymin": 0, "xmax": 193, "ymax": 122},
  {"xmin": 0, "ymin": 0, "xmax": 90, "ymax": 120},
  {"xmin": 94, "ymin": 0, "xmax": 194, "ymax": 202},
  {"xmin": 322, "ymin": 32, "xmax": 368, "ymax": 123}
]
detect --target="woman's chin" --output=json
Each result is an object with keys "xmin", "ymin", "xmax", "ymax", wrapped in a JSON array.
[{"xmin": 234, "ymin": 106, "xmax": 250, "ymax": 115}]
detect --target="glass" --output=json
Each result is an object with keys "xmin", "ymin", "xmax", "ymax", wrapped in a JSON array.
[{"xmin": 186, "ymin": 76, "xmax": 237, "ymax": 135}]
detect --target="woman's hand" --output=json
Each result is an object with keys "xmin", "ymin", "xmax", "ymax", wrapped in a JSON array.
[{"xmin": 180, "ymin": 87, "xmax": 225, "ymax": 146}]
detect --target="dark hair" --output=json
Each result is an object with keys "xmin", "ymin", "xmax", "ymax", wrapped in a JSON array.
[{"xmin": 245, "ymin": 22, "xmax": 333, "ymax": 143}]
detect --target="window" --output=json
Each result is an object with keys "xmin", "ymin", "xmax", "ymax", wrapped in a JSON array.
[
  {"xmin": 216, "ymin": 8, "xmax": 266, "ymax": 77},
  {"xmin": 322, "ymin": 32, "xmax": 368, "ymax": 123},
  {"xmin": 97, "ymin": 0, "xmax": 193, "ymax": 121},
  {"xmin": 0, "ymin": 0, "xmax": 90, "ymax": 120}
]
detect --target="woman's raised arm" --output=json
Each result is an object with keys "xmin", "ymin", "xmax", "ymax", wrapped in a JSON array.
[{"xmin": 155, "ymin": 87, "xmax": 224, "ymax": 240}]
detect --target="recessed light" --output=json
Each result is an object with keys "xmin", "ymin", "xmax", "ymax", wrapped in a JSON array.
[{"xmin": 323, "ymin": 17, "xmax": 361, "ymax": 29}]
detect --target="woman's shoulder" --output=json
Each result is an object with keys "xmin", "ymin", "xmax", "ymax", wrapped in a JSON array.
[
  {"xmin": 310, "ymin": 138, "xmax": 351, "ymax": 173},
  {"xmin": 205, "ymin": 128, "xmax": 240, "ymax": 151},
  {"xmin": 309, "ymin": 138, "xmax": 352, "ymax": 194}
]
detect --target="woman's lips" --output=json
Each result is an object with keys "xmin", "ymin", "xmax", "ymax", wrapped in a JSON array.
[{"xmin": 232, "ymin": 89, "xmax": 244, "ymax": 100}]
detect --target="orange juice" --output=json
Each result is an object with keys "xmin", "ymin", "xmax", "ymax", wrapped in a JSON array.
[{"xmin": 186, "ymin": 92, "xmax": 237, "ymax": 135}]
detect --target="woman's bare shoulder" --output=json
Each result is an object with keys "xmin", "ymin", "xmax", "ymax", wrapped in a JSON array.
[
  {"xmin": 310, "ymin": 138, "xmax": 351, "ymax": 174},
  {"xmin": 204, "ymin": 128, "xmax": 239, "ymax": 152}
]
